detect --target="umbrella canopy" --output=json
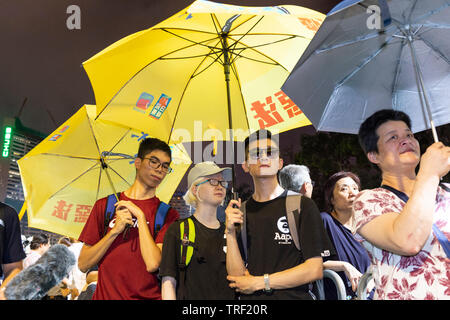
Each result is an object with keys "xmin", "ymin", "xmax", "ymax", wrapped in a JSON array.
[
  {"xmin": 18, "ymin": 105, "xmax": 191, "ymax": 238},
  {"xmin": 282, "ymin": 0, "xmax": 450, "ymax": 138},
  {"xmin": 82, "ymin": 0, "xmax": 324, "ymax": 145}
]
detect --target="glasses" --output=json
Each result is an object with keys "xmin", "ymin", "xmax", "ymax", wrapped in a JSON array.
[
  {"xmin": 248, "ymin": 147, "xmax": 280, "ymax": 160},
  {"xmin": 196, "ymin": 178, "xmax": 229, "ymax": 188},
  {"xmin": 142, "ymin": 156, "xmax": 172, "ymax": 173}
]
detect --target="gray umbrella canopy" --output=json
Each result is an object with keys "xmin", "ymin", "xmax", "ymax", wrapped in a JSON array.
[{"xmin": 282, "ymin": 0, "xmax": 450, "ymax": 140}]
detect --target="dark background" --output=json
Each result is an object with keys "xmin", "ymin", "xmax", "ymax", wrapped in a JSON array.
[
  {"xmin": 0, "ymin": 0, "xmax": 340, "ymax": 135},
  {"xmin": 2, "ymin": 0, "xmax": 448, "ymax": 212}
]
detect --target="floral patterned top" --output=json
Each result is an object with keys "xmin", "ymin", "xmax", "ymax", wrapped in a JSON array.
[{"xmin": 352, "ymin": 184, "xmax": 450, "ymax": 300}]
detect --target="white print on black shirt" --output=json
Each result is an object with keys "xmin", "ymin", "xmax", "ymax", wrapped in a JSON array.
[{"xmin": 274, "ymin": 216, "xmax": 292, "ymax": 245}]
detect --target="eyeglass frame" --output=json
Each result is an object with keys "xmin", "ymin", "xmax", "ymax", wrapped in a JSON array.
[
  {"xmin": 247, "ymin": 147, "xmax": 280, "ymax": 160},
  {"xmin": 141, "ymin": 156, "xmax": 173, "ymax": 173},
  {"xmin": 196, "ymin": 178, "xmax": 229, "ymax": 188}
]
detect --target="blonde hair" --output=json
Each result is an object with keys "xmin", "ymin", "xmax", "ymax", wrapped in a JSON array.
[{"xmin": 183, "ymin": 177, "xmax": 205, "ymax": 208}]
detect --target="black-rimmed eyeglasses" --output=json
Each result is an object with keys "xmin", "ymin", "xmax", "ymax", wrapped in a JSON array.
[
  {"xmin": 196, "ymin": 178, "xmax": 228, "ymax": 188},
  {"xmin": 142, "ymin": 156, "xmax": 172, "ymax": 173}
]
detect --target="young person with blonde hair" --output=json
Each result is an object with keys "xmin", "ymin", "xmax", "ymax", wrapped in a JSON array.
[{"xmin": 160, "ymin": 162, "xmax": 235, "ymax": 300}]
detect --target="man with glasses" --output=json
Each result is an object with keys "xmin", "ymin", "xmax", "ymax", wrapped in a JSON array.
[
  {"xmin": 225, "ymin": 129, "xmax": 334, "ymax": 300},
  {"xmin": 78, "ymin": 137, "xmax": 179, "ymax": 300}
]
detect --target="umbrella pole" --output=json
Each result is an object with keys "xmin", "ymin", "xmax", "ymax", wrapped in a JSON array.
[
  {"xmin": 221, "ymin": 33, "xmax": 238, "ymax": 201},
  {"xmin": 407, "ymin": 38, "xmax": 439, "ymax": 143},
  {"xmin": 100, "ymin": 157, "xmax": 120, "ymax": 201}
]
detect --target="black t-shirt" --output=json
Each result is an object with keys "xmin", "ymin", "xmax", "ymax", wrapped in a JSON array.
[
  {"xmin": 0, "ymin": 202, "xmax": 26, "ymax": 278},
  {"xmin": 240, "ymin": 191, "xmax": 335, "ymax": 300},
  {"xmin": 160, "ymin": 216, "xmax": 235, "ymax": 300}
]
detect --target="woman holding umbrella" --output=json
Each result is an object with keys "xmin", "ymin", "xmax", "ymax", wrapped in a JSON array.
[
  {"xmin": 160, "ymin": 162, "xmax": 235, "ymax": 300},
  {"xmin": 353, "ymin": 109, "xmax": 450, "ymax": 300}
]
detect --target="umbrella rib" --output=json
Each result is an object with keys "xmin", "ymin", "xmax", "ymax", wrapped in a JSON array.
[
  {"xmin": 231, "ymin": 51, "xmax": 280, "ymax": 66},
  {"xmin": 107, "ymin": 128, "xmax": 132, "ymax": 155},
  {"xmin": 153, "ymin": 26, "xmax": 218, "ymax": 36},
  {"xmin": 229, "ymin": 62, "xmax": 250, "ymax": 132},
  {"xmin": 159, "ymin": 51, "xmax": 221, "ymax": 60},
  {"xmin": 335, "ymin": 35, "xmax": 399, "ymax": 88},
  {"xmin": 227, "ymin": 38, "xmax": 288, "ymax": 71},
  {"xmin": 407, "ymin": 0, "xmax": 420, "ymax": 23},
  {"xmin": 47, "ymin": 162, "xmax": 100, "ymax": 201},
  {"xmin": 103, "ymin": 162, "xmax": 133, "ymax": 187},
  {"xmin": 417, "ymin": 34, "xmax": 450, "ymax": 66},
  {"xmin": 230, "ymin": 15, "xmax": 265, "ymax": 46},
  {"xmin": 31, "ymin": 153, "xmax": 99, "ymax": 161},
  {"xmin": 96, "ymin": 33, "xmax": 222, "ymax": 119},
  {"xmin": 408, "ymin": 2, "xmax": 450, "ymax": 25},
  {"xmin": 192, "ymin": 50, "xmax": 225, "ymax": 78},
  {"xmin": 315, "ymin": 26, "xmax": 396, "ymax": 54},
  {"xmin": 210, "ymin": 13, "xmax": 222, "ymax": 35},
  {"xmin": 166, "ymin": 46, "xmax": 219, "ymax": 144},
  {"xmin": 391, "ymin": 38, "xmax": 407, "ymax": 108},
  {"xmin": 228, "ymin": 35, "xmax": 298, "ymax": 67},
  {"xmin": 96, "ymin": 164, "xmax": 102, "ymax": 201},
  {"xmin": 86, "ymin": 112, "xmax": 103, "ymax": 159},
  {"xmin": 160, "ymin": 28, "xmax": 221, "ymax": 51}
]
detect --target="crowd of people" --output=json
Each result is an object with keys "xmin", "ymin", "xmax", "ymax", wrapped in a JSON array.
[{"xmin": 0, "ymin": 109, "xmax": 449, "ymax": 300}]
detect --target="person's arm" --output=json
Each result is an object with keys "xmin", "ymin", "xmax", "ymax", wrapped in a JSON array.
[
  {"xmin": 227, "ymin": 256, "xmax": 323, "ymax": 294},
  {"xmin": 115, "ymin": 200, "xmax": 162, "ymax": 272},
  {"xmin": 78, "ymin": 204, "xmax": 133, "ymax": 272},
  {"xmin": 225, "ymin": 199, "xmax": 246, "ymax": 276},
  {"xmin": 358, "ymin": 142, "xmax": 450, "ymax": 256},
  {"xmin": 161, "ymin": 276, "xmax": 177, "ymax": 300},
  {"xmin": 0, "ymin": 261, "xmax": 23, "ymax": 289},
  {"xmin": 323, "ymin": 260, "xmax": 362, "ymax": 292}
]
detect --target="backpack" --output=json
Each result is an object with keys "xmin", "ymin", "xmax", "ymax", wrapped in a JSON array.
[
  {"xmin": 103, "ymin": 193, "xmax": 171, "ymax": 238},
  {"xmin": 238, "ymin": 190, "xmax": 302, "ymax": 263},
  {"xmin": 176, "ymin": 217, "xmax": 227, "ymax": 299},
  {"xmin": 175, "ymin": 192, "xmax": 302, "ymax": 299},
  {"xmin": 177, "ymin": 217, "xmax": 196, "ymax": 299}
]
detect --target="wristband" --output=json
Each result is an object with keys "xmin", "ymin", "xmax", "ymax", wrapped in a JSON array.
[{"xmin": 263, "ymin": 273, "xmax": 272, "ymax": 293}]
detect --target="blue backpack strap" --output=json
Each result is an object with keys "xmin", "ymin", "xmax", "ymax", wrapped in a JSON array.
[
  {"xmin": 154, "ymin": 201, "xmax": 170, "ymax": 237},
  {"xmin": 103, "ymin": 193, "xmax": 120, "ymax": 236}
]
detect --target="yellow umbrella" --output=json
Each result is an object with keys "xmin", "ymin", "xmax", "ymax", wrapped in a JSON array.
[
  {"xmin": 83, "ymin": 0, "xmax": 324, "ymax": 144},
  {"xmin": 17, "ymin": 105, "xmax": 191, "ymax": 238}
]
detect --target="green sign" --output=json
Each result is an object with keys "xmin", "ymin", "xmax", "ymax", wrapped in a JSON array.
[{"xmin": 2, "ymin": 126, "xmax": 12, "ymax": 158}]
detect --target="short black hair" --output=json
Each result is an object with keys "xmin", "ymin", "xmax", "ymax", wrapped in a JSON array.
[
  {"xmin": 137, "ymin": 137, "xmax": 171, "ymax": 160},
  {"xmin": 243, "ymin": 129, "xmax": 276, "ymax": 159},
  {"xmin": 323, "ymin": 171, "xmax": 361, "ymax": 213},
  {"xmin": 358, "ymin": 109, "xmax": 412, "ymax": 154}
]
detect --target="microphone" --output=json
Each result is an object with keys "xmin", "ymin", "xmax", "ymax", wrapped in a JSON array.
[{"xmin": 4, "ymin": 244, "xmax": 76, "ymax": 300}]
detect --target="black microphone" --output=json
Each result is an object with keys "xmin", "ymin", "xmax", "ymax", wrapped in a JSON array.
[{"xmin": 5, "ymin": 244, "xmax": 76, "ymax": 300}]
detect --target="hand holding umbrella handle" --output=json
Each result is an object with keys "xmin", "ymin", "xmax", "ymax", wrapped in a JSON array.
[{"xmin": 232, "ymin": 191, "xmax": 241, "ymax": 227}]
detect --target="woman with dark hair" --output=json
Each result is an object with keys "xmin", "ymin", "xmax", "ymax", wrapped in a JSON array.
[
  {"xmin": 320, "ymin": 172, "xmax": 371, "ymax": 300},
  {"xmin": 353, "ymin": 109, "xmax": 450, "ymax": 300},
  {"xmin": 23, "ymin": 233, "xmax": 50, "ymax": 269}
]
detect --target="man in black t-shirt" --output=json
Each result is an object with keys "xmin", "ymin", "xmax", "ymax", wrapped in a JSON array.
[
  {"xmin": 226, "ymin": 130, "xmax": 335, "ymax": 300},
  {"xmin": 0, "ymin": 202, "xmax": 26, "ymax": 296}
]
